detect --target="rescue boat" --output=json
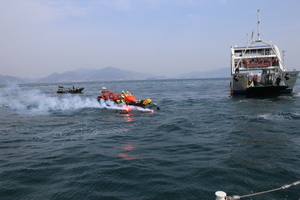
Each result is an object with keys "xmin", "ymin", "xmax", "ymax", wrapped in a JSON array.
[{"xmin": 96, "ymin": 87, "xmax": 160, "ymax": 112}]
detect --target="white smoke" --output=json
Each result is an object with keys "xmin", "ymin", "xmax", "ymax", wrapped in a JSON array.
[
  {"xmin": 0, "ymin": 84, "xmax": 152, "ymax": 115},
  {"xmin": 0, "ymin": 84, "xmax": 100, "ymax": 115}
]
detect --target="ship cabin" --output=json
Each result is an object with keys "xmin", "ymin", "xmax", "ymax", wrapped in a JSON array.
[{"xmin": 231, "ymin": 44, "xmax": 285, "ymax": 86}]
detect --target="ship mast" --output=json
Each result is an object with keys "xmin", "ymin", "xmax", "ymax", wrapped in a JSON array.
[{"xmin": 257, "ymin": 9, "xmax": 261, "ymax": 42}]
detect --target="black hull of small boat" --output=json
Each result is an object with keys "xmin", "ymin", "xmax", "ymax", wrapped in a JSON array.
[
  {"xmin": 57, "ymin": 88, "xmax": 84, "ymax": 93},
  {"xmin": 126, "ymin": 101, "xmax": 146, "ymax": 108},
  {"xmin": 246, "ymin": 86, "xmax": 288, "ymax": 95}
]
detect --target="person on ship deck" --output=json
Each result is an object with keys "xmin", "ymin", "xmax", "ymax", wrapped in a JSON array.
[
  {"xmin": 275, "ymin": 76, "xmax": 281, "ymax": 86},
  {"xmin": 252, "ymin": 75, "xmax": 259, "ymax": 86}
]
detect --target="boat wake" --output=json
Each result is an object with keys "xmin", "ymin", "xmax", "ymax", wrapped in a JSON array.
[{"xmin": 0, "ymin": 84, "xmax": 152, "ymax": 115}]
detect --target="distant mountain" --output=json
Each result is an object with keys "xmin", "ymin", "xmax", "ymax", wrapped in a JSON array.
[
  {"xmin": 176, "ymin": 67, "xmax": 229, "ymax": 79},
  {"xmin": 37, "ymin": 67, "xmax": 161, "ymax": 83},
  {"xmin": 1, "ymin": 67, "xmax": 230, "ymax": 84},
  {"xmin": 0, "ymin": 75, "xmax": 27, "ymax": 84},
  {"xmin": 84, "ymin": 67, "xmax": 153, "ymax": 81},
  {"xmin": 36, "ymin": 71, "xmax": 85, "ymax": 83}
]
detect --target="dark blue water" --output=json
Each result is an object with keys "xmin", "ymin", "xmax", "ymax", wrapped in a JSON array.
[{"xmin": 0, "ymin": 79, "xmax": 300, "ymax": 200}]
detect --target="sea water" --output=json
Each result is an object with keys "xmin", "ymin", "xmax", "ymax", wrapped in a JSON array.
[{"xmin": 0, "ymin": 79, "xmax": 300, "ymax": 200}]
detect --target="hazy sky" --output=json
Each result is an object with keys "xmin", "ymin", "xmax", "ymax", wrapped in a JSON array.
[{"xmin": 1, "ymin": 0, "xmax": 300, "ymax": 79}]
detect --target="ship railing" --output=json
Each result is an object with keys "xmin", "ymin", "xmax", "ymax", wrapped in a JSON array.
[
  {"xmin": 234, "ymin": 55, "xmax": 277, "ymax": 60},
  {"xmin": 234, "ymin": 51, "xmax": 275, "ymax": 57}
]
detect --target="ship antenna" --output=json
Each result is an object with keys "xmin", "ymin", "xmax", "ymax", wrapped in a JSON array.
[{"xmin": 257, "ymin": 9, "xmax": 261, "ymax": 42}]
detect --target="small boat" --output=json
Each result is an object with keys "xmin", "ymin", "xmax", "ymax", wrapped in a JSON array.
[
  {"xmin": 230, "ymin": 10, "xmax": 299, "ymax": 95},
  {"xmin": 96, "ymin": 87, "xmax": 160, "ymax": 111},
  {"xmin": 57, "ymin": 86, "xmax": 84, "ymax": 93}
]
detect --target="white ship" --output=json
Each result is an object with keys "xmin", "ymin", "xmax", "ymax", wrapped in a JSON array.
[{"xmin": 230, "ymin": 10, "xmax": 299, "ymax": 95}]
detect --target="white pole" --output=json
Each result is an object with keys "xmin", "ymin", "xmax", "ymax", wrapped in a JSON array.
[
  {"xmin": 282, "ymin": 50, "xmax": 286, "ymax": 63},
  {"xmin": 257, "ymin": 9, "xmax": 261, "ymax": 41}
]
